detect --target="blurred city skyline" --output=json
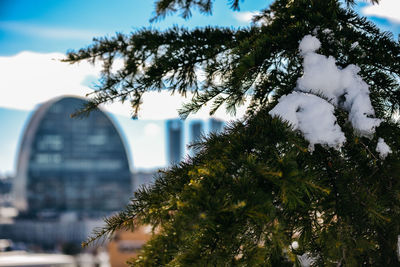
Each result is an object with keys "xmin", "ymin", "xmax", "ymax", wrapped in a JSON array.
[
  {"xmin": 0, "ymin": 0, "xmax": 399, "ymax": 175},
  {"xmin": 0, "ymin": 105, "xmax": 226, "ymax": 175},
  {"xmin": 0, "ymin": 95, "xmax": 225, "ymax": 251}
]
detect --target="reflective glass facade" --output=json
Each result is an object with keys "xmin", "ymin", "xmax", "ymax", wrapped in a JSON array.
[
  {"xmin": 166, "ymin": 119, "xmax": 183, "ymax": 165},
  {"xmin": 14, "ymin": 97, "xmax": 132, "ymax": 218},
  {"xmin": 209, "ymin": 118, "xmax": 224, "ymax": 134},
  {"xmin": 190, "ymin": 121, "xmax": 203, "ymax": 143},
  {"xmin": 189, "ymin": 121, "xmax": 203, "ymax": 156}
]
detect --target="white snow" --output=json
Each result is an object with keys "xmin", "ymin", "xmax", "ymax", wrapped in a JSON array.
[
  {"xmin": 297, "ymin": 35, "xmax": 381, "ymax": 137},
  {"xmin": 312, "ymin": 27, "xmax": 320, "ymax": 35},
  {"xmin": 322, "ymin": 28, "xmax": 333, "ymax": 36},
  {"xmin": 297, "ymin": 253, "xmax": 315, "ymax": 267},
  {"xmin": 270, "ymin": 35, "xmax": 385, "ymax": 153},
  {"xmin": 351, "ymin": 42, "xmax": 359, "ymax": 50},
  {"xmin": 291, "ymin": 241, "xmax": 299, "ymax": 250},
  {"xmin": 299, "ymin": 35, "xmax": 321, "ymax": 55},
  {"xmin": 376, "ymin": 138, "xmax": 392, "ymax": 159},
  {"xmin": 270, "ymin": 92, "xmax": 345, "ymax": 152}
]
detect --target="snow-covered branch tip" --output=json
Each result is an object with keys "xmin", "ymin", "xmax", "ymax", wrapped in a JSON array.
[{"xmin": 270, "ymin": 35, "xmax": 390, "ymax": 157}]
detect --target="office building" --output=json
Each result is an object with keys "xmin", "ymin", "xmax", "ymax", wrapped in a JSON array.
[
  {"xmin": 108, "ymin": 226, "xmax": 151, "ymax": 267},
  {"xmin": 189, "ymin": 120, "xmax": 203, "ymax": 155},
  {"xmin": 209, "ymin": 118, "xmax": 224, "ymax": 134},
  {"xmin": 166, "ymin": 119, "xmax": 183, "ymax": 165},
  {"xmin": 133, "ymin": 170, "xmax": 157, "ymax": 191},
  {"xmin": 13, "ymin": 96, "xmax": 132, "ymax": 218}
]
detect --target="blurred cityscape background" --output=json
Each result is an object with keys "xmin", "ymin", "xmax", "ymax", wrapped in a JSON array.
[
  {"xmin": 0, "ymin": 94, "xmax": 225, "ymax": 266},
  {"xmin": 0, "ymin": 0, "xmax": 398, "ymax": 266}
]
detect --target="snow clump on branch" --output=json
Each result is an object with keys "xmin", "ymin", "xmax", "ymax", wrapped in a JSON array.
[
  {"xmin": 376, "ymin": 138, "xmax": 392, "ymax": 159},
  {"xmin": 269, "ymin": 91, "xmax": 345, "ymax": 151},
  {"xmin": 270, "ymin": 35, "xmax": 387, "ymax": 155}
]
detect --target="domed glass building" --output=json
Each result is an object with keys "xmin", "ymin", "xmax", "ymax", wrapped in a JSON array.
[{"xmin": 14, "ymin": 96, "xmax": 132, "ymax": 218}]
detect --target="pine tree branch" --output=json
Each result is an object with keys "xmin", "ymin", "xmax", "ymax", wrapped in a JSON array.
[
  {"xmin": 65, "ymin": 1, "xmax": 400, "ymax": 120},
  {"xmin": 67, "ymin": 2, "xmax": 400, "ymax": 264}
]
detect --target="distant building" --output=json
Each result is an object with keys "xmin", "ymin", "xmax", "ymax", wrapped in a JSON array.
[
  {"xmin": 0, "ymin": 217, "xmax": 104, "ymax": 248},
  {"xmin": 133, "ymin": 170, "xmax": 157, "ymax": 191},
  {"xmin": 165, "ymin": 118, "xmax": 225, "ymax": 165},
  {"xmin": 209, "ymin": 118, "xmax": 224, "ymax": 134},
  {"xmin": 0, "ymin": 251, "xmax": 76, "ymax": 267},
  {"xmin": 166, "ymin": 119, "xmax": 183, "ymax": 165},
  {"xmin": 0, "ymin": 177, "xmax": 12, "ymax": 196},
  {"xmin": 189, "ymin": 120, "xmax": 203, "ymax": 155},
  {"xmin": 0, "ymin": 176, "xmax": 13, "ymax": 207},
  {"xmin": 13, "ymin": 96, "xmax": 133, "ymax": 218},
  {"xmin": 108, "ymin": 226, "xmax": 151, "ymax": 267}
]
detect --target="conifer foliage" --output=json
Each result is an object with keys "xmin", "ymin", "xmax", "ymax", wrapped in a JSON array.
[{"xmin": 66, "ymin": 0, "xmax": 400, "ymax": 265}]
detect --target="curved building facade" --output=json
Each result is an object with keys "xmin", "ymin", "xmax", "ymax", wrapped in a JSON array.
[{"xmin": 14, "ymin": 96, "xmax": 132, "ymax": 217}]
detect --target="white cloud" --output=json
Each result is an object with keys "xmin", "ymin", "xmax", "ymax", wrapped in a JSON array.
[
  {"xmin": 233, "ymin": 11, "xmax": 261, "ymax": 23},
  {"xmin": 360, "ymin": 0, "xmax": 400, "ymax": 24},
  {"xmin": 137, "ymin": 90, "xmax": 249, "ymax": 120},
  {"xmin": 144, "ymin": 122, "xmax": 161, "ymax": 137},
  {"xmin": 0, "ymin": 51, "xmax": 98, "ymax": 111},
  {"xmin": 0, "ymin": 52, "xmax": 248, "ymax": 120},
  {"xmin": 0, "ymin": 21, "xmax": 102, "ymax": 40}
]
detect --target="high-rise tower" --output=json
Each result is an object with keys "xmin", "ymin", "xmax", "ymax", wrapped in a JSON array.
[
  {"xmin": 166, "ymin": 119, "xmax": 183, "ymax": 165},
  {"xmin": 209, "ymin": 118, "xmax": 224, "ymax": 134},
  {"xmin": 189, "ymin": 120, "xmax": 203, "ymax": 155}
]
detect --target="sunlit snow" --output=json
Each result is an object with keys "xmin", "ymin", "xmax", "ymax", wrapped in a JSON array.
[
  {"xmin": 269, "ymin": 92, "xmax": 345, "ymax": 151},
  {"xmin": 376, "ymin": 138, "xmax": 392, "ymax": 159},
  {"xmin": 270, "ymin": 35, "xmax": 388, "ymax": 155}
]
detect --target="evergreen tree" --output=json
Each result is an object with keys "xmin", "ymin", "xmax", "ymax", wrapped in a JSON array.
[{"xmin": 65, "ymin": 0, "xmax": 400, "ymax": 265}]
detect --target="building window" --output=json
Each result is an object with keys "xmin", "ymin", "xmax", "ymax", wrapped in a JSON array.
[{"xmin": 37, "ymin": 135, "xmax": 63, "ymax": 151}]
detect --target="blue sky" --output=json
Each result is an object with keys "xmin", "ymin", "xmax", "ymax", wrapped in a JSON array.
[
  {"xmin": 0, "ymin": 0, "xmax": 269, "ymax": 55},
  {"xmin": 0, "ymin": 0, "xmax": 399, "ymax": 175}
]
